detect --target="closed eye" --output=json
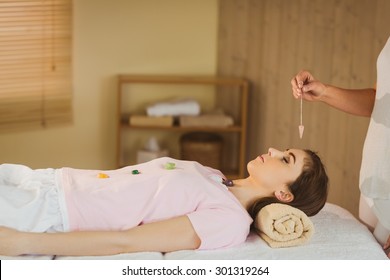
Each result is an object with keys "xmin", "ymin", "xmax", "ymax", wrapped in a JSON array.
[
  {"xmin": 285, "ymin": 150, "xmax": 296, "ymax": 164},
  {"xmin": 283, "ymin": 156, "xmax": 290, "ymax": 164}
]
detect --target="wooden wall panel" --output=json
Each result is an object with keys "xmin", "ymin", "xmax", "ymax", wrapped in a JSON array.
[{"xmin": 217, "ymin": 0, "xmax": 390, "ymax": 217}]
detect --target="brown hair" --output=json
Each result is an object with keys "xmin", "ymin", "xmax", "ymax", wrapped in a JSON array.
[{"xmin": 248, "ymin": 149, "xmax": 328, "ymax": 229}]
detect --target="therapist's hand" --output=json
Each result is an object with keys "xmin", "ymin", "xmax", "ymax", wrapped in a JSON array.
[
  {"xmin": 291, "ymin": 70, "xmax": 327, "ymax": 102},
  {"xmin": 384, "ymin": 234, "xmax": 390, "ymax": 258}
]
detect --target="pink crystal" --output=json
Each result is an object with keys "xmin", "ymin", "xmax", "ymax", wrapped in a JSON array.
[{"xmin": 299, "ymin": 125, "xmax": 304, "ymax": 139}]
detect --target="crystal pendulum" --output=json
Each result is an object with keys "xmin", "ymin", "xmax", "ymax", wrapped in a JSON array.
[{"xmin": 299, "ymin": 93, "xmax": 304, "ymax": 139}]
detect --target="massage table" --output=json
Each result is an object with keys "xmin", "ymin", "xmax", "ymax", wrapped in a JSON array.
[{"xmin": 1, "ymin": 203, "xmax": 387, "ymax": 260}]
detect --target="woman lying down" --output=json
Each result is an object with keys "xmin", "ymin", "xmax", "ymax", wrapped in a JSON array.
[{"xmin": 0, "ymin": 148, "xmax": 328, "ymax": 256}]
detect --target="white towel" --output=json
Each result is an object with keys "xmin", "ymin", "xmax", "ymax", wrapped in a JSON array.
[{"xmin": 146, "ymin": 99, "xmax": 200, "ymax": 117}]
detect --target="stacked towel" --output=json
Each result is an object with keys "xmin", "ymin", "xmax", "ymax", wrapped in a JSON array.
[
  {"xmin": 146, "ymin": 99, "xmax": 200, "ymax": 117},
  {"xmin": 179, "ymin": 114, "xmax": 234, "ymax": 127},
  {"xmin": 255, "ymin": 203, "xmax": 314, "ymax": 248}
]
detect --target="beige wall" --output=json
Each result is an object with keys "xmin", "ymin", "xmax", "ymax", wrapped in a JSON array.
[{"xmin": 0, "ymin": 0, "xmax": 218, "ymax": 169}]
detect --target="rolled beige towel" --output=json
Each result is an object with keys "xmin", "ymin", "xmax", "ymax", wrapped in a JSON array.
[{"xmin": 255, "ymin": 203, "xmax": 314, "ymax": 248}]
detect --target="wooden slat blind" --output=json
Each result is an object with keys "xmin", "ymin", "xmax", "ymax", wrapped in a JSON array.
[{"xmin": 0, "ymin": 0, "xmax": 72, "ymax": 131}]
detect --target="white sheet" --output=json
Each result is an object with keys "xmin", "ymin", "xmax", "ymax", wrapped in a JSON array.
[
  {"xmin": 54, "ymin": 252, "xmax": 163, "ymax": 260},
  {"xmin": 0, "ymin": 255, "xmax": 55, "ymax": 260},
  {"xmin": 164, "ymin": 203, "xmax": 388, "ymax": 260},
  {"xmin": 1, "ymin": 203, "xmax": 387, "ymax": 260}
]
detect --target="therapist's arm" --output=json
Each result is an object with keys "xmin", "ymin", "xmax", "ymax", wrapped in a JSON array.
[
  {"xmin": 317, "ymin": 86, "xmax": 376, "ymax": 117},
  {"xmin": 0, "ymin": 216, "xmax": 200, "ymax": 256},
  {"xmin": 291, "ymin": 70, "xmax": 376, "ymax": 117}
]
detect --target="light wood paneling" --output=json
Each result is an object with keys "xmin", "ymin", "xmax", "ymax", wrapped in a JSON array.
[{"xmin": 217, "ymin": 0, "xmax": 390, "ymax": 218}]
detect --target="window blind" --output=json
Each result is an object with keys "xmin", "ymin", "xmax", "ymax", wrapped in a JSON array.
[{"xmin": 0, "ymin": 0, "xmax": 72, "ymax": 131}]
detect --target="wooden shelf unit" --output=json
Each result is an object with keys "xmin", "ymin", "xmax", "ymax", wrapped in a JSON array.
[{"xmin": 117, "ymin": 75, "xmax": 248, "ymax": 179}]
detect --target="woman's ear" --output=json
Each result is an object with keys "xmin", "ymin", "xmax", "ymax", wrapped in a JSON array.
[{"xmin": 274, "ymin": 190, "xmax": 294, "ymax": 202}]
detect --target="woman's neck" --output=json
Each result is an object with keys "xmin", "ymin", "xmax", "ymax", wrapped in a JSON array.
[{"xmin": 229, "ymin": 178, "xmax": 267, "ymax": 210}]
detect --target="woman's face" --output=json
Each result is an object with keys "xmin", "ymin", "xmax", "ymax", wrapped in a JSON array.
[{"xmin": 247, "ymin": 148, "xmax": 307, "ymax": 191}]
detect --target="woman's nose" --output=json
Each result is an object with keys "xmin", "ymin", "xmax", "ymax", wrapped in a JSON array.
[{"xmin": 268, "ymin": 148, "xmax": 282, "ymax": 157}]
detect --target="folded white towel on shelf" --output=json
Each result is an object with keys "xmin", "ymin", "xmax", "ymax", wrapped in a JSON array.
[{"xmin": 146, "ymin": 99, "xmax": 201, "ymax": 117}]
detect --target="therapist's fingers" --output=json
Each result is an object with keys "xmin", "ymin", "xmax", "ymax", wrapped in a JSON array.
[
  {"xmin": 383, "ymin": 235, "xmax": 390, "ymax": 249},
  {"xmin": 383, "ymin": 234, "xmax": 390, "ymax": 258},
  {"xmin": 291, "ymin": 70, "xmax": 314, "ymax": 98},
  {"xmin": 291, "ymin": 77, "xmax": 302, "ymax": 98},
  {"xmin": 384, "ymin": 234, "xmax": 390, "ymax": 249}
]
